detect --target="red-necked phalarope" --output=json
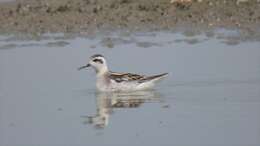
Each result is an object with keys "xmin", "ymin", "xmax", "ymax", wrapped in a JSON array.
[{"xmin": 78, "ymin": 54, "xmax": 168, "ymax": 92}]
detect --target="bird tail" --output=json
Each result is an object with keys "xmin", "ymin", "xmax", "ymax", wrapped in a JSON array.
[{"xmin": 138, "ymin": 73, "xmax": 168, "ymax": 83}]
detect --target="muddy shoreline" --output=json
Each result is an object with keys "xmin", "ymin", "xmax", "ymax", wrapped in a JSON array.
[{"xmin": 0, "ymin": 0, "xmax": 260, "ymax": 35}]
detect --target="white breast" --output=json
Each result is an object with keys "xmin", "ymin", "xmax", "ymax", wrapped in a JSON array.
[{"xmin": 96, "ymin": 76, "xmax": 110, "ymax": 91}]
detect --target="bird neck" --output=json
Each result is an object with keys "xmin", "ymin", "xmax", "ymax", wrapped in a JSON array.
[{"xmin": 96, "ymin": 66, "xmax": 109, "ymax": 77}]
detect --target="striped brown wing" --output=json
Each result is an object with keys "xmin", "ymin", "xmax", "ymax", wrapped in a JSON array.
[{"xmin": 109, "ymin": 72, "xmax": 145, "ymax": 83}]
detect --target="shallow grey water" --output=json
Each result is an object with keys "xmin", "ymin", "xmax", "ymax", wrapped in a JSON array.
[{"xmin": 0, "ymin": 30, "xmax": 260, "ymax": 146}]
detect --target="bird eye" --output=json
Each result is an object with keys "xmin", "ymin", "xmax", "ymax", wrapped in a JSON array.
[{"xmin": 93, "ymin": 59, "xmax": 103, "ymax": 64}]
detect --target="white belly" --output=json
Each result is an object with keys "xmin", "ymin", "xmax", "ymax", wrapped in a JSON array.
[{"xmin": 96, "ymin": 78, "xmax": 155, "ymax": 92}]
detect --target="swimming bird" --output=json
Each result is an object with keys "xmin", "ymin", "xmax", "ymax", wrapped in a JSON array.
[{"xmin": 78, "ymin": 54, "xmax": 168, "ymax": 92}]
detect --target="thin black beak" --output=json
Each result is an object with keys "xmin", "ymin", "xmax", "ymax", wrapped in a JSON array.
[{"xmin": 78, "ymin": 64, "xmax": 90, "ymax": 70}]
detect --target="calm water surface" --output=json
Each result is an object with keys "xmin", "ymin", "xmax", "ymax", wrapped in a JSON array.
[{"xmin": 1, "ymin": 30, "xmax": 260, "ymax": 146}]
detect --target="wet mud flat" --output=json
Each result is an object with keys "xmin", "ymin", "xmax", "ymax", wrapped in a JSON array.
[{"xmin": 0, "ymin": 0, "xmax": 260, "ymax": 35}]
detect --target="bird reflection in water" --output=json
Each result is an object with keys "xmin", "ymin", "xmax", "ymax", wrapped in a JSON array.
[{"xmin": 84, "ymin": 90, "xmax": 162, "ymax": 129}]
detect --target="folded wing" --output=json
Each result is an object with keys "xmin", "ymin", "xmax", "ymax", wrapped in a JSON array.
[
  {"xmin": 109, "ymin": 72, "xmax": 168, "ymax": 83},
  {"xmin": 109, "ymin": 72, "xmax": 146, "ymax": 83}
]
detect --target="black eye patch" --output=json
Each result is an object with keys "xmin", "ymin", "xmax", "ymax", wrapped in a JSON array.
[{"xmin": 93, "ymin": 59, "xmax": 103, "ymax": 64}]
